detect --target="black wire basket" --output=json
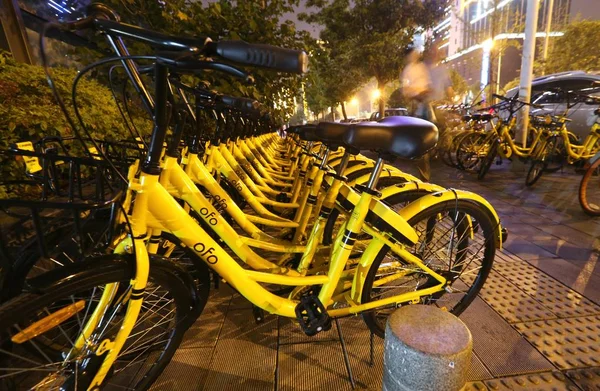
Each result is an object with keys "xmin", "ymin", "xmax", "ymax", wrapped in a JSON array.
[{"xmin": 0, "ymin": 144, "xmax": 131, "ymax": 299}]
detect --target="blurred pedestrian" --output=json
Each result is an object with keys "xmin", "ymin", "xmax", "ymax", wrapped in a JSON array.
[
  {"xmin": 426, "ymin": 49, "xmax": 454, "ymax": 105},
  {"xmin": 401, "ymin": 46, "xmax": 434, "ymax": 181}
]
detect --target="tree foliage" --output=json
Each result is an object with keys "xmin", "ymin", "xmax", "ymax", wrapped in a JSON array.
[
  {"xmin": 90, "ymin": 0, "xmax": 307, "ymax": 124},
  {"xmin": 542, "ymin": 20, "xmax": 600, "ymax": 74},
  {"xmin": 302, "ymin": 0, "xmax": 446, "ymax": 116},
  {"xmin": 0, "ymin": 50, "xmax": 149, "ymax": 184}
]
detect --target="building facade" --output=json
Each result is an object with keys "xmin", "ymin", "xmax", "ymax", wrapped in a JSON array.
[{"xmin": 431, "ymin": 0, "xmax": 598, "ymax": 97}]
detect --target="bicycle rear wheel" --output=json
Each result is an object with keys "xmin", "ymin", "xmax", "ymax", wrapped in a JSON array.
[
  {"xmin": 579, "ymin": 156, "xmax": 600, "ymax": 216},
  {"xmin": 0, "ymin": 255, "xmax": 200, "ymax": 391},
  {"xmin": 456, "ymin": 132, "xmax": 487, "ymax": 171},
  {"xmin": 361, "ymin": 198, "xmax": 497, "ymax": 338}
]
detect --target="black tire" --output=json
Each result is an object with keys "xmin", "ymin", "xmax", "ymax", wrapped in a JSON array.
[
  {"xmin": 158, "ymin": 233, "xmax": 212, "ymax": 305},
  {"xmin": 477, "ymin": 141, "xmax": 499, "ymax": 180},
  {"xmin": 579, "ymin": 157, "xmax": 600, "ymax": 216},
  {"xmin": 361, "ymin": 198, "xmax": 497, "ymax": 338},
  {"xmin": 525, "ymin": 137, "xmax": 557, "ymax": 187},
  {"xmin": 526, "ymin": 160, "xmax": 546, "ymax": 186},
  {"xmin": 449, "ymin": 131, "xmax": 472, "ymax": 168},
  {"xmin": 6, "ymin": 216, "xmax": 115, "ymax": 300},
  {"xmin": 456, "ymin": 132, "xmax": 487, "ymax": 171},
  {"xmin": 0, "ymin": 255, "xmax": 202, "ymax": 391}
]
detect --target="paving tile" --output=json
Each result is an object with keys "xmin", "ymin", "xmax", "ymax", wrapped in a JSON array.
[
  {"xmin": 472, "ymin": 271, "xmax": 556, "ymax": 323},
  {"xmin": 527, "ymin": 258, "xmax": 600, "ymax": 304},
  {"xmin": 503, "ymin": 237, "xmax": 560, "ymax": 260},
  {"xmin": 536, "ymin": 224, "xmax": 598, "ymax": 248},
  {"xmin": 514, "ymin": 316, "xmax": 600, "ymax": 370},
  {"xmin": 464, "ymin": 372, "xmax": 580, "ymax": 391},
  {"xmin": 180, "ymin": 298, "xmax": 230, "ymax": 349},
  {"xmin": 565, "ymin": 367, "xmax": 600, "ymax": 390},
  {"xmin": 492, "ymin": 261, "xmax": 600, "ymax": 318},
  {"xmin": 532, "ymin": 237, "xmax": 598, "ymax": 263}
]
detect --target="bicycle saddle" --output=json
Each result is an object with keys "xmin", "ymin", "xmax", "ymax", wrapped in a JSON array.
[
  {"xmin": 343, "ymin": 116, "xmax": 438, "ymax": 159},
  {"xmin": 290, "ymin": 125, "xmax": 319, "ymax": 141},
  {"xmin": 470, "ymin": 113, "xmax": 493, "ymax": 122},
  {"xmin": 316, "ymin": 122, "xmax": 353, "ymax": 150}
]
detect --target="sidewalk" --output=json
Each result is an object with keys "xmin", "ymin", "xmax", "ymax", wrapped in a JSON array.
[{"xmin": 151, "ymin": 160, "xmax": 600, "ymax": 391}]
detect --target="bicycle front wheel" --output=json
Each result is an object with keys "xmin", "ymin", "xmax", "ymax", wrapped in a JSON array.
[
  {"xmin": 361, "ymin": 199, "xmax": 496, "ymax": 338},
  {"xmin": 579, "ymin": 156, "xmax": 600, "ymax": 216},
  {"xmin": 0, "ymin": 255, "xmax": 198, "ymax": 391}
]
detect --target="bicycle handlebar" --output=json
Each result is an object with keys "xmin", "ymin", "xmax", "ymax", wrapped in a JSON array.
[
  {"xmin": 492, "ymin": 93, "xmax": 542, "ymax": 109},
  {"xmin": 205, "ymin": 41, "xmax": 308, "ymax": 74},
  {"xmin": 61, "ymin": 5, "xmax": 308, "ymax": 74}
]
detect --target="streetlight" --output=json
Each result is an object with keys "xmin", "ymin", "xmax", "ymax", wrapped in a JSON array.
[
  {"xmin": 480, "ymin": 39, "xmax": 494, "ymax": 101},
  {"xmin": 350, "ymin": 97, "xmax": 359, "ymax": 117},
  {"xmin": 371, "ymin": 90, "xmax": 381, "ymax": 113},
  {"xmin": 481, "ymin": 38, "xmax": 494, "ymax": 52}
]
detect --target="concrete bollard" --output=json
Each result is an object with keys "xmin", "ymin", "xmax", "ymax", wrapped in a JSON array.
[{"xmin": 383, "ymin": 305, "xmax": 472, "ymax": 391}]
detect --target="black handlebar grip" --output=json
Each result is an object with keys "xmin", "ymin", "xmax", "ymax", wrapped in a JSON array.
[
  {"xmin": 219, "ymin": 95, "xmax": 258, "ymax": 112},
  {"xmin": 206, "ymin": 40, "xmax": 308, "ymax": 74}
]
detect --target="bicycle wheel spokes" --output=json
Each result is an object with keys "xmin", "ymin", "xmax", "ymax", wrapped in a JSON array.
[
  {"xmin": 362, "ymin": 200, "xmax": 496, "ymax": 337},
  {"xmin": 0, "ymin": 270, "xmax": 184, "ymax": 391}
]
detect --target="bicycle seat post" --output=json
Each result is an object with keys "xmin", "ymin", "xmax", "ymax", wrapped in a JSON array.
[
  {"xmin": 319, "ymin": 147, "xmax": 331, "ymax": 169},
  {"xmin": 335, "ymin": 152, "xmax": 351, "ymax": 176},
  {"xmin": 143, "ymin": 63, "xmax": 170, "ymax": 174},
  {"xmin": 366, "ymin": 157, "xmax": 385, "ymax": 190}
]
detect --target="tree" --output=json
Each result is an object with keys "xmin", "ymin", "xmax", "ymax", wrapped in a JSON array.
[
  {"xmin": 73, "ymin": 0, "xmax": 307, "ymax": 124},
  {"xmin": 542, "ymin": 20, "xmax": 600, "ymax": 74},
  {"xmin": 304, "ymin": 0, "xmax": 445, "ymax": 116},
  {"xmin": 449, "ymin": 69, "xmax": 469, "ymax": 101}
]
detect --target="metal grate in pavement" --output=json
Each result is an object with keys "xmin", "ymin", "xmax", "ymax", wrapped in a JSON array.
[
  {"xmin": 277, "ymin": 341, "xmax": 354, "ymax": 391},
  {"xmin": 151, "ymin": 347, "xmax": 214, "ymax": 391},
  {"xmin": 459, "ymin": 297, "xmax": 555, "ymax": 377},
  {"xmin": 278, "ymin": 315, "xmax": 342, "ymax": 345},
  {"xmin": 337, "ymin": 317, "xmax": 384, "ymax": 390},
  {"xmin": 513, "ymin": 316, "xmax": 600, "ymax": 370},
  {"xmin": 180, "ymin": 298, "xmax": 231, "ymax": 349},
  {"xmin": 202, "ymin": 309, "xmax": 277, "ymax": 391},
  {"xmin": 468, "ymin": 353, "xmax": 494, "ymax": 382},
  {"xmin": 464, "ymin": 371, "xmax": 580, "ymax": 391},
  {"xmin": 565, "ymin": 367, "xmax": 600, "ymax": 390}
]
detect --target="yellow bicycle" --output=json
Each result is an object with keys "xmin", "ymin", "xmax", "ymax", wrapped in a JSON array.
[{"xmin": 0, "ymin": 6, "xmax": 504, "ymax": 390}]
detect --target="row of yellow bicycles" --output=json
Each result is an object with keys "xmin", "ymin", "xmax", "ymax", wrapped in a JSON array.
[
  {"xmin": 446, "ymin": 93, "xmax": 600, "ymax": 188},
  {"xmin": 0, "ymin": 4, "xmax": 505, "ymax": 390}
]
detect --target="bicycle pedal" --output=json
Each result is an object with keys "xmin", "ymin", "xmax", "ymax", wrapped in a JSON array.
[
  {"xmin": 252, "ymin": 305, "xmax": 265, "ymax": 324},
  {"xmin": 294, "ymin": 290, "xmax": 332, "ymax": 336}
]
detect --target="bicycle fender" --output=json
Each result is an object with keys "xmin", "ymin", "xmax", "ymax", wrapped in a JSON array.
[
  {"xmin": 379, "ymin": 181, "xmax": 446, "ymax": 200},
  {"xmin": 397, "ymin": 189, "xmax": 503, "ymax": 248},
  {"xmin": 22, "ymin": 254, "xmax": 199, "ymax": 316},
  {"xmin": 350, "ymin": 169, "xmax": 420, "ymax": 186},
  {"xmin": 366, "ymin": 198, "xmax": 419, "ymax": 244}
]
